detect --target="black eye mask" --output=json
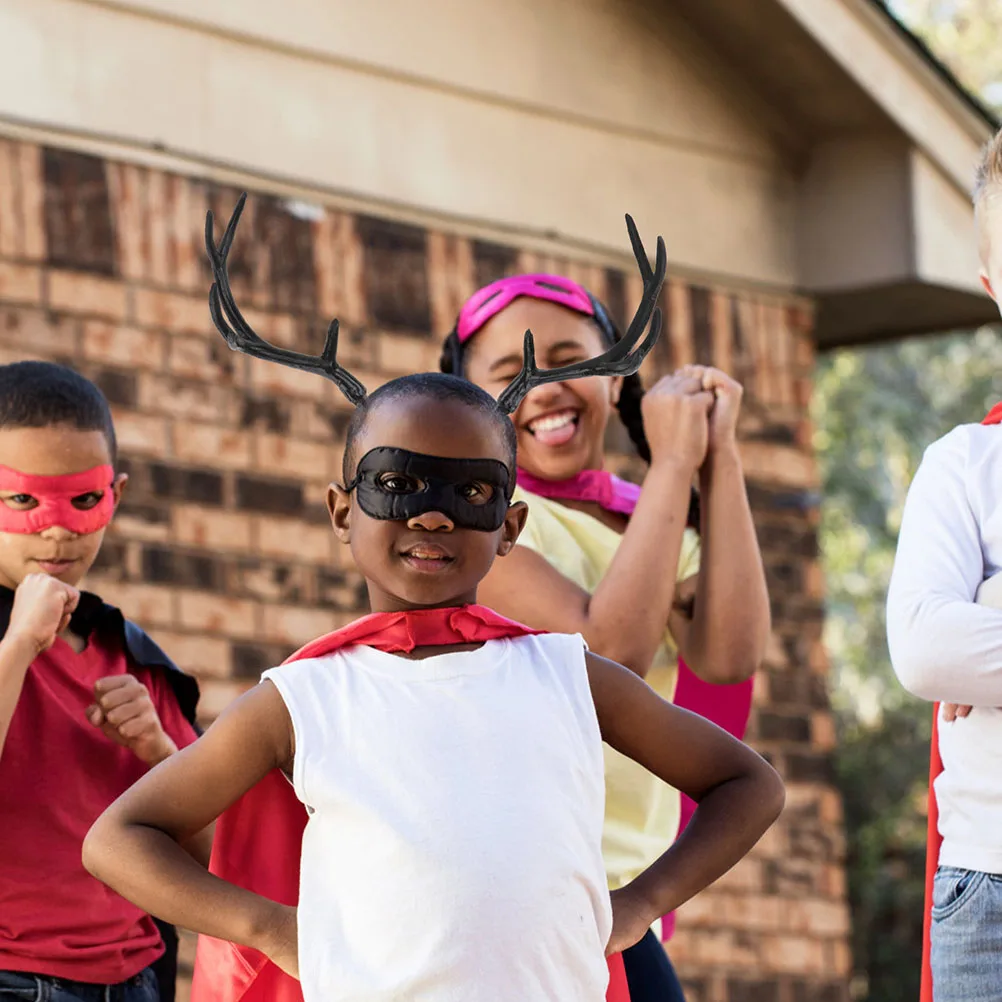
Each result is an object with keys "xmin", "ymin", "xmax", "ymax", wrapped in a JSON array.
[{"xmin": 345, "ymin": 447, "xmax": 513, "ymax": 532}]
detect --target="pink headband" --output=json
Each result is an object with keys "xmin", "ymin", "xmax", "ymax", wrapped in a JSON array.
[
  {"xmin": 0, "ymin": 465, "xmax": 116, "ymax": 535},
  {"xmin": 456, "ymin": 274, "xmax": 595, "ymax": 344}
]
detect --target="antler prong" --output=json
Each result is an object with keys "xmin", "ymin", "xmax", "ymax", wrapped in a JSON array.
[
  {"xmin": 204, "ymin": 194, "xmax": 367, "ymax": 407},
  {"xmin": 496, "ymin": 217, "xmax": 666, "ymax": 414}
]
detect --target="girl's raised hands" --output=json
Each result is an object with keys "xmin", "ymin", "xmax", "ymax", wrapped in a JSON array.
[{"xmin": 639, "ymin": 370, "xmax": 714, "ymax": 471}]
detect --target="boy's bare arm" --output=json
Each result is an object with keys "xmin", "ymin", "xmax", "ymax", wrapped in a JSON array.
[
  {"xmin": 83, "ymin": 680, "xmax": 297, "ymax": 971},
  {"xmin": 0, "ymin": 575, "xmax": 79, "ymax": 757},
  {"xmin": 586, "ymin": 651, "xmax": 785, "ymax": 952}
]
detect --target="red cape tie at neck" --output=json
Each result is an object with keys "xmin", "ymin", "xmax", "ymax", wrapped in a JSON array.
[{"xmin": 190, "ymin": 605, "xmax": 631, "ymax": 1002}]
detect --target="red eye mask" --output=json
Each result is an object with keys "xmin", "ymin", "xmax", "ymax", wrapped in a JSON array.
[{"xmin": 0, "ymin": 465, "xmax": 116, "ymax": 535}]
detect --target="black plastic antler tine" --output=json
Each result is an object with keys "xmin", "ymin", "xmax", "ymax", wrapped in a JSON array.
[
  {"xmin": 321, "ymin": 320, "xmax": 367, "ymax": 405},
  {"xmin": 621, "ymin": 237, "xmax": 666, "ymax": 350},
  {"xmin": 204, "ymin": 195, "xmax": 368, "ymax": 406},
  {"xmin": 625, "ymin": 214, "xmax": 654, "ymax": 286}
]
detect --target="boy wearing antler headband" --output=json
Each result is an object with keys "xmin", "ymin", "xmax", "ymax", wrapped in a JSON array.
[{"xmin": 83, "ymin": 196, "xmax": 784, "ymax": 1002}]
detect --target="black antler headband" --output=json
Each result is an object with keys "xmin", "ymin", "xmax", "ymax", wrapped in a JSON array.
[{"xmin": 205, "ymin": 194, "xmax": 666, "ymax": 413}]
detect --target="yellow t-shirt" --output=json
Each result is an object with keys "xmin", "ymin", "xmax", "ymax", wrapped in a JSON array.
[{"xmin": 512, "ymin": 486, "xmax": 701, "ymax": 889}]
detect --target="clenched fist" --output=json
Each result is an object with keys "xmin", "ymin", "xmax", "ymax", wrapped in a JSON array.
[
  {"xmin": 8, "ymin": 574, "xmax": 80, "ymax": 656},
  {"xmin": 640, "ymin": 370, "xmax": 714, "ymax": 471},
  {"xmin": 86, "ymin": 675, "xmax": 177, "ymax": 767}
]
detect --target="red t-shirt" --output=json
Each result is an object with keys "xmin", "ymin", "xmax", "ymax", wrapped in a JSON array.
[{"xmin": 0, "ymin": 630, "xmax": 198, "ymax": 982}]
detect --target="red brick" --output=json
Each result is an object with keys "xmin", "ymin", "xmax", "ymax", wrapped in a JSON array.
[
  {"xmin": 760, "ymin": 934, "xmax": 826, "ymax": 975},
  {"xmin": 110, "ymin": 504, "xmax": 172, "ymax": 543},
  {"xmin": 169, "ymin": 174, "xmax": 201, "ymax": 292},
  {"xmin": 829, "ymin": 937, "xmax": 853, "ymax": 976},
  {"xmin": 134, "ymin": 288, "xmax": 210, "ymax": 335},
  {"xmin": 177, "ymin": 591, "xmax": 258, "ymax": 640},
  {"xmin": 16, "ymin": 144, "xmax": 46, "ymax": 262},
  {"xmin": 110, "ymin": 408, "xmax": 171, "ymax": 458},
  {"xmin": 167, "ymin": 333, "xmax": 241, "ymax": 383},
  {"xmin": 691, "ymin": 927, "xmax": 760, "ymax": 970},
  {"xmin": 82, "ymin": 320, "xmax": 164, "ymax": 368},
  {"xmin": 147, "ymin": 630, "xmax": 232, "ymax": 680},
  {"xmin": 738, "ymin": 442, "xmax": 817, "ymax": 489},
  {"xmin": 173, "ymin": 421, "xmax": 252, "ymax": 470},
  {"xmin": 49, "ymin": 270, "xmax": 128, "ymax": 321},
  {"xmin": 82, "ymin": 578, "xmax": 177, "ymax": 628},
  {"xmin": 146, "ymin": 170, "xmax": 171, "ymax": 286},
  {"xmin": 194, "ymin": 678, "xmax": 251, "ymax": 722},
  {"xmin": 0, "ymin": 307, "xmax": 78, "ymax": 355},
  {"xmin": 247, "ymin": 354, "xmax": 328, "ymax": 401},
  {"xmin": 138, "ymin": 372, "xmax": 232, "ymax": 423},
  {"xmin": 333, "ymin": 213, "xmax": 367, "ymax": 327},
  {"xmin": 255, "ymin": 515, "xmax": 333, "ymax": 563},
  {"xmin": 107, "ymin": 162, "xmax": 146, "ymax": 281},
  {"xmin": 262, "ymin": 604, "xmax": 343, "ymax": 647},
  {"xmin": 377, "ymin": 332, "xmax": 439, "ymax": 376},
  {"xmin": 0, "ymin": 142, "xmax": 17, "ymax": 259},
  {"xmin": 822, "ymin": 863, "xmax": 848, "ymax": 900},
  {"xmin": 0, "ymin": 262, "xmax": 42, "ymax": 304},
  {"xmin": 256, "ymin": 432, "xmax": 335, "ymax": 481},
  {"xmin": 812, "ymin": 712, "xmax": 837, "ymax": 753},
  {"xmin": 173, "ymin": 503, "xmax": 253, "ymax": 551}
]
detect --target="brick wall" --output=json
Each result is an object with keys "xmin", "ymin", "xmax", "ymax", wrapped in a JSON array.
[{"xmin": 0, "ymin": 138, "xmax": 850, "ymax": 1002}]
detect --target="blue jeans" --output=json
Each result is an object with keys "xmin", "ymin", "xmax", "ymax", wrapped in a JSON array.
[
  {"xmin": 623, "ymin": 929, "xmax": 687, "ymax": 1002},
  {"xmin": 931, "ymin": 866, "xmax": 1002, "ymax": 1002},
  {"xmin": 0, "ymin": 968, "xmax": 158, "ymax": 1002}
]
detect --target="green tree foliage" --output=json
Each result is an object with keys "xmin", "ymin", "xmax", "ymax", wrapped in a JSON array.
[
  {"xmin": 815, "ymin": 330, "xmax": 1002, "ymax": 999},
  {"xmin": 888, "ymin": 0, "xmax": 1002, "ymax": 112}
]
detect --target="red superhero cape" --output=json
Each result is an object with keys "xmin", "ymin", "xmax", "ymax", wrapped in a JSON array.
[
  {"xmin": 918, "ymin": 402, "xmax": 1002, "ymax": 1002},
  {"xmin": 190, "ymin": 605, "xmax": 632, "ymax": 1002}
]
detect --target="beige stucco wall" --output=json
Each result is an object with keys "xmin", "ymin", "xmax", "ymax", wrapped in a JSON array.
[{"xmin": 0, "ymin": 0, "xmax": 801, "ymax": 289}]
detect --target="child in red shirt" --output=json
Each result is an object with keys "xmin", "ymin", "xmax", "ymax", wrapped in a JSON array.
[{"xmin": 0, "ymin": 361, "xmax": 202, "ymax": 1002}]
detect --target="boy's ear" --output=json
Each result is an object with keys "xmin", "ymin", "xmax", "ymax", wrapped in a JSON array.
[
  {"xmin": 111, "ymin": 472, "xmax": 129, "ymax": 508},
  {"xmin": 497, "ymin": 500, "xmax": 529, "ymax": 557},
  {"xmin": 328, "ymin": 483, "xmax": 352, "ymax": 543},
  {"xmin": 981, "ymin": 269, "xmax": 997, "ymax": 303}
]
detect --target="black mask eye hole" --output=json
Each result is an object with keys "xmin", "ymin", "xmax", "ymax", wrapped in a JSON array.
[
  {"xmin": 375, "ymin": 472, "xmax": 424, "ymax": 495},
  {"xmin": 458, "ymin": 481, "xmax": 495, "ymax": 506}
]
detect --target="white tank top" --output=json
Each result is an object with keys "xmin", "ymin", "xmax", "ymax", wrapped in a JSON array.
[{"xmin": 262, "ymin": 632, "xmax": 611, "ymax": 1002}]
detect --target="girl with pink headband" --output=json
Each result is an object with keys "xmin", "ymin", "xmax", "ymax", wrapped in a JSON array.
[{"xmin": 441, "ymin": 232, "xmax": 770, "ymax": 1001}]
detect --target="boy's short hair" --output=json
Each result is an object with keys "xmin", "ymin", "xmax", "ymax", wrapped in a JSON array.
[
  {"xmin": 975, "ymin": 126, "xmax": 1002, "ymax": 260},
  {"xmin": 342, "ymin": 373, "xmax": 517, "ymax": 485},
  {"xmin": 0, "ymin": 361, "xmax": 117, "ymax": 462}
]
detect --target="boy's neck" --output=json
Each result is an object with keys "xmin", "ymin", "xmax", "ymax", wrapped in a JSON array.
[{"xmin": 365, "ymin": 590, "xmax": 479, "ymax": 617}]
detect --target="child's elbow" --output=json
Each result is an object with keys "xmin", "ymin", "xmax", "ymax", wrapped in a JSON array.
[
  {"xmin": 81, "ymin": 815, "xmax": 114, "ymax": 883},
  {"xmin": 758, "ymin": 761, "xmax": 786, "ymax": 827}
]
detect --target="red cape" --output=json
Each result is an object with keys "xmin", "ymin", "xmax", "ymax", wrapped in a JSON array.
[
  {"xmin": 919, "ymin": 403, "xmax": 1002, "ymax": 1002},
  {"xmin": 190, "ymin": 605, "xmax": 632, "ymax": 1002}
]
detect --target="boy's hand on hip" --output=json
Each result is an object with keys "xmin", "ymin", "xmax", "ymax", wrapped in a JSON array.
[
  {"xmin": 86, "ymin": 675, "xmax": 177, "ymax": 766},
  {"xmin": 7, "ymin": 573, "xmax": 80, "ymax": 656},
  {"xmin": 606, "ymin": 884, "xmax": 655, "ymax": 956},
  {"xmin": 942, "ymin": 703, "xmax": 973, "ymax": 721}
]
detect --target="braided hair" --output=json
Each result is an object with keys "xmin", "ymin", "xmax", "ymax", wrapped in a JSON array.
[{"xmin": 440, "ymin": 295, "xmax": 700, "ymax": 531}]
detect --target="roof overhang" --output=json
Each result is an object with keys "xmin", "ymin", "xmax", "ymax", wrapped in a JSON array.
[{"xmin": 674, "ymin": 0, "xmax": 999, "ymax": 346}]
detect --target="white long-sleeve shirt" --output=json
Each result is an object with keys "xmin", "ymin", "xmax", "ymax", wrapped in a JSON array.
[{"xmin": 887, "ymin": 422, "xmax": 1002, "ymax": 873}]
